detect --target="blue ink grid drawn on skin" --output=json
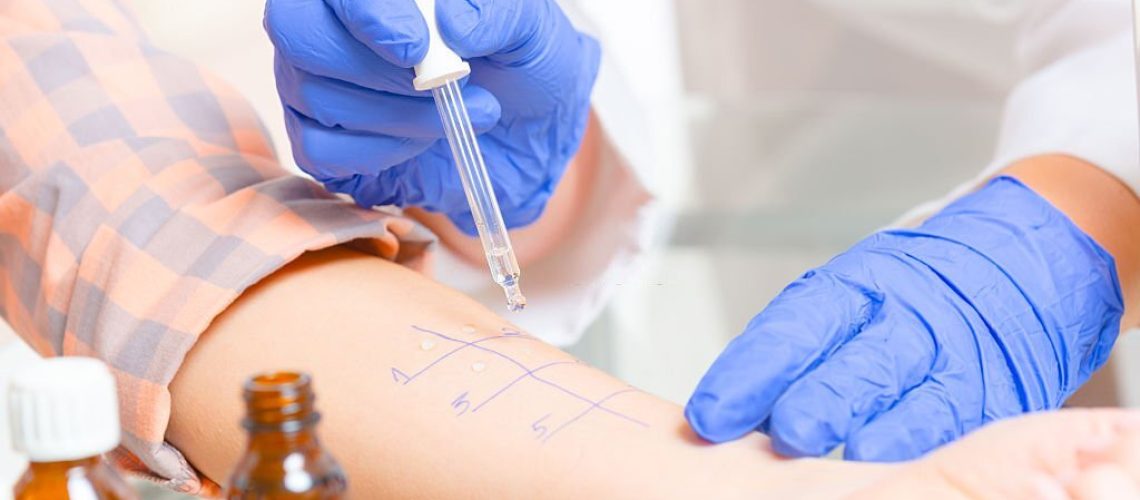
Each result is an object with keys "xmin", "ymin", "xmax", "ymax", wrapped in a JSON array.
[{"xmin": 393, "ymin": 325, "xmax": 649, "ymax": 443}]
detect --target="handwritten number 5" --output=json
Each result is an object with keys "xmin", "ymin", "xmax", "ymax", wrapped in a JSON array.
[{"xmin": 532, "ymin": 414, "xmax": 551, "ymax": 440}]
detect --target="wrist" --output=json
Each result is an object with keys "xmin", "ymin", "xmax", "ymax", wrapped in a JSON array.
[
  {"xmin": 905, "ymin": 176, "xmax": 1123, "ymax": 404},
  {"xmin": 1003, "ymin": 155, "xmax": 1140, "ymax": 329}
]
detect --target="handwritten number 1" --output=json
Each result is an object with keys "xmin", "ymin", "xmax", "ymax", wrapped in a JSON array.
[{"xmin": 391, "ymin": 368, "xmax": 410, "ymax": 384}]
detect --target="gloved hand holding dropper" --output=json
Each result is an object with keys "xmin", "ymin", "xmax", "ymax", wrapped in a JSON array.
[{"xmin": 264, "ymin": 0, "xmax": 600, "ymax": 235}]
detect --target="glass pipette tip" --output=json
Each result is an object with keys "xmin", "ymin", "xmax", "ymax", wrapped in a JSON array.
[{"xmin": 431, "ymin": 79, "xmax": 527, "ymax": 311}]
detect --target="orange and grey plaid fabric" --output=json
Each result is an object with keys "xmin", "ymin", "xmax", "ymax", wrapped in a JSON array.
[{"xmin": 0, "ymin": 0, "xmax": 433, "ymax": 494}]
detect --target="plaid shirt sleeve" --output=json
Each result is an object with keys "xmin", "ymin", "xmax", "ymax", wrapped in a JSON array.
[{"xmin": 0, "ymin": 0, "xmax": 435, "ymax": 494}]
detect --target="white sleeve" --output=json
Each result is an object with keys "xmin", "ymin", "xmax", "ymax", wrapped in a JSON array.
[
  {"xmin": 431, "ymin": 0, "xmax": 663, "ymax": 346},
  {"xmin": 897, "ymin": 0, "xmax": 1139, "ymax": 225}
]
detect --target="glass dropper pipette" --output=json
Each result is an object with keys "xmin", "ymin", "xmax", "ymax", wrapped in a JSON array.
[{"xmin": 412, "ymin": 0, "xmax": 526, "ymax": 311}]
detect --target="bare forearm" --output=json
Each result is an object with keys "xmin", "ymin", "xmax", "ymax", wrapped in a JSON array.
[
  {"xmin": 1004, "ymin": 155, "xmax": 1140, "ymax": 328},
  {"xmin": 168, "ymin": 247, "xmax": 886, "ymax": 498}
]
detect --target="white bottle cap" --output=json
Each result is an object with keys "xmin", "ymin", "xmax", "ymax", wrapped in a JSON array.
[
  {"xmin": 412, "ymin": 0, "xmax": 471, "ymax": 91},
  {"xmin": 7, "ymin": 357, "xmax": 121, "ymax": 462}
]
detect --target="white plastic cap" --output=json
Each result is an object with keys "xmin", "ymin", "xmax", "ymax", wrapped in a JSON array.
[
  {"xmin": 412, "ymin": 0, "xmax": 471, "ymax": 91},
  {"xmin": 7, "ymin": 358, "xmax": 121, "ymax": 462}
]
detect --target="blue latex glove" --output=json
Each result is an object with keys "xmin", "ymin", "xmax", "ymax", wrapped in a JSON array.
[
  {"xmin": 264, "ymin": 0, "xmax": 600, "ymax": 234},
  {"xmin": 685, "ymin": 177, "xmax": 1124, "ymax": 461}
]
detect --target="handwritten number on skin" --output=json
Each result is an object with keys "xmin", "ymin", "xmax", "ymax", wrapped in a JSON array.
[
  {"xmin": 402, "ymin": 326, "xmax": 650, "ymax": 440},
  {"xmin": 452, "ymin": 392, "xmax": 472, "ymax": 416},
  {"xmin": 391, "ymin": 368, "xmax": 410, "ymax": 384},
  {"xmin": 532, "ymin": 414, "xmax": 552, "ymax": 440}
]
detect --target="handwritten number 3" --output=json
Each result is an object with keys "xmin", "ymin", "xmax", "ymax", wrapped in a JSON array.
[{"xmin": 452, "ymin": 392, "xmax": 472, "ymax": 416}]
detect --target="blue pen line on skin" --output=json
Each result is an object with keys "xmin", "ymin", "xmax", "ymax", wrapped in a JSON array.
[
  {"xmin": 402, "ymin": 329, "xmax": 541, "ymax": 384},
  {"xmin": 472, "ymin": 360, "xmax": 579, "ymax": 413},
  {"xmin": 543, "ymin": 389, "xmax": 642, "ymax": 443},
  {"xmin": 409, "ymin": 325, "xmax": 649, "ymax": 427}
]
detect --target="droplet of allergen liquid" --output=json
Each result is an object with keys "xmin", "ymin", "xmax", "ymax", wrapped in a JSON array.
[
  {"xmin": 471, "ymin": 362, "xmax": 486, "ymax": 373},
  {"xmin": 420, "ymin": 339, "xmax": 436, "ymax": 351},
  {"xmin": 461, "ymin": 325, "xmax": 477, "ymax": 335}
]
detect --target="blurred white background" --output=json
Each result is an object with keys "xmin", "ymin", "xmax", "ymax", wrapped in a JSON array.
[{"xmin": 2, "ymin": 0, "xmax": 1139, "ymax": 497}]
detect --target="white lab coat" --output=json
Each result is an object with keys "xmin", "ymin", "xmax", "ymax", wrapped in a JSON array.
[
  {"xmin": 897, "ymin": 0, "xmax": 1140, "ymax": 221},
  {"xmin": 556, "ymin": 0, "xmax": 1140, "ymax": 349}
]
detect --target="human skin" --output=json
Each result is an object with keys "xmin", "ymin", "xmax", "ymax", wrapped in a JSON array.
[
  {"xmin": 168, "ymin": 247, "xmax": 1140, "ymax": 499},
  {"xmin": 167, "ymin": 247, "xmax": 888, "ymax": 499},
  {"xmin": 859, "ymin": 410, "xmax": 1140, "ymax": 499}
]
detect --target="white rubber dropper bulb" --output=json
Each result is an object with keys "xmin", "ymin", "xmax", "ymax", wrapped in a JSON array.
[{"xmin": 412, "ymin": 0, "xmax": 472, "ymax": 91}]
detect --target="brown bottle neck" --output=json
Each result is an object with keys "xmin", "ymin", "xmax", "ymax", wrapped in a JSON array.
[
  {"xmin": 26, "ymin": 456, "xmax": 102, "ymax": 474},
  {"xmin": 241, "ymin": 371, "xmax": 324, "ymax": 454}
]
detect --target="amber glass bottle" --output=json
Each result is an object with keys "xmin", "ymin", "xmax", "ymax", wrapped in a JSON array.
[
  {"xmin": 226, "ymin": 372, "xmax": 347, "ymax": 499},
  {"xmin": 13, "ymin": 457, "xmax": 136, "ymax": 500},
  {"xmin": 9, "ymin": 358, "xmax": 137, "ymax": 500}
]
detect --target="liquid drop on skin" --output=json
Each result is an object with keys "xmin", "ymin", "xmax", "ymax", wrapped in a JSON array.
[
  {"xmin": 420, "ymin": 339, "xmax": 436, "ymax": 351},
  {"xmin": 471, "ymin": 362, "xmax": 486, "ymax": 373},
  {"xmin": 461, "ymin": 325, "xmax": 477, "ymax": 335}
]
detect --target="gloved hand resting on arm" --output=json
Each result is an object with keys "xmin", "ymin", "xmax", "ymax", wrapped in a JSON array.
[
  {"xmin": 264, "ymin": 0, "xmax": 600, "ymax": 234},
  {"xmin": 686, "ymin": 162, "xmax": 1135, "ymax": 462}
]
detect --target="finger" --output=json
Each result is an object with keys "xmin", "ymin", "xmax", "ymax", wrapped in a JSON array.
[
  {"xmin": 265, "ymin": 0, "xmax": 422, "ymax": 94},
  {"xmin": 1069, "ymin": 465, "xmax": 1140, "ymax": 500},
  {"xmin": 339, "ymin": 145, "xmax": 466, "ymax": 210},
  {"xmin": 464, "ymin": 138, "xmax": 559, "ymax": 230},
  {"xmin": 276, "ymin": 60, "xmax": 501, "ymax": 138},
  {"xmin": 1114, "ymin": 428, "xmax": 1140, "ymax": 483},
  {"xmin": 685, "ymin": 271, "xmax": 881, "ymax": 443},
  {"xmin": 844, "ymin": 382, "xmax": 962, "ymax": 462},
  {"xmin": 445, "ymin": 191, "xmax": 549, "ymax": 236},
  {"xmin": 498, "ymin": 196, "xmax": 547, "ymax": 230},
  {"xmin": 436, "ymin": 0, "xmax": 553, "ymax": 62},
  {"xmin": 766, "ymin": 318, "xmax": 936, "ymax": 458},
  {"xmin": 329, "ymin": 133, "xmax": 553, "ymax": 226},
  {"xmin": 284, "ymin": 109, "xmax": 433, "ymax": 180},
  {"xmin": 321, "ymin": 0, "xmax": 428, "ymax": 67}
]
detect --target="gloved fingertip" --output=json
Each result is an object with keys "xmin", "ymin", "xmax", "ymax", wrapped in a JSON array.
[
  {"xmin": 447, "ymin": 211, "xmax": 480, "ymax": 236},
  {"xmin": 389, "ymin": 38, "xmax": 431, "ymax": 69},
  {"xmin": 683, "ymin": 392, "xmax": 751, "ymax": 443},
  {"xmin": 463, "ymin": 87, "xmax": 501, "ymax": 133},
  {"xmin": 683, "ymin": 397, "xmax": 721, "ymax": 443},
  {"xmin": 768, "ymin": 404, "xmax": 840, "ymax": 458},
  {"xmin": 844, "ymin": 430, "xmax": 921, "ymax": 463},
  {"xmin": 502, "ymin": 200, "xmax": 545, "ymax": 231}
]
